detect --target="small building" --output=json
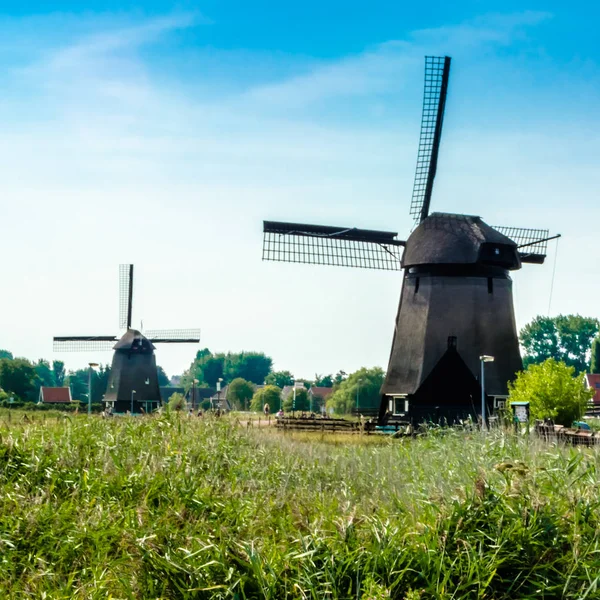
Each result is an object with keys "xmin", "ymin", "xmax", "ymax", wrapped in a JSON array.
[
  {"xmin": 39, "ymin": 387, "xmax": 72, "ymax": 404},
  {"xmin": 160, "ymin": 386, "xmax": 185, "ymax": 404},
  {"xmin": 282, "ymin": 382, "xmax": 306, "ymax": 402},
  {"xmin": 585, "ymin": 374, "xmax": 600, "ymax": 405},
  {"xmin": 208, "ymin": 385, "xmax": 231, "ymax": 410},
  {"xmin": 308, "ymin": 386, "xmax": 333, "ymax": 411},
  {"xmin": 186, "ymin": 387, "xmax": 216, "ymax": 408}
]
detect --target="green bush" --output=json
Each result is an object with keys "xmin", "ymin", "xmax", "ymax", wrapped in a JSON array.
[
  {"xmin": 250, "ymin": 385, "xmax": 281, "ymax": 412},
  {"xmin": 283, "ymin": 387, "xmax": 309, "ymax": 412},
  {"xmin": 168, "ymin": 393, "xmax": 186, "ymax": 412},
  {"xmin": 508, "ymin": 358, "xmax": 593, "ymax": 425},
  {"xmin": 326, "ymin": 367, "xmax": 384, "ymax": 414}
]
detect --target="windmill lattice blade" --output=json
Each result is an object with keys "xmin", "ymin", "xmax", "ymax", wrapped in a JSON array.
[
  {"xmin": 409, "ymin": 56, "xmax": 451, "ymax": 228},
  {"xmin": 53, "ymin": 336, "xmax": 117, "ymax": 352},
  {"xmin": 119, "ymin": 264, "xmax": 133, "ymax": 330},
  {"xmin": 145, "ymin": 329, "xmax": 201, "ymax": 343},
  {"xmin": 494, "ymin": 226, "xmax": 550, "ymax": 258},
  {"xmin": 263, "ymin": 221, "xmax": 404, "ymax": 271}
]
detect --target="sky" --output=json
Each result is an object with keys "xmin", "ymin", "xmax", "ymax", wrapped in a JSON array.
[{"xmin": 0, "ymin": 1, "xmax": 599, "ymax": 380}]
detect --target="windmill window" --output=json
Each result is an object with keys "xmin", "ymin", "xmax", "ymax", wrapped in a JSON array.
[
  {"xmin": 414, "ymin": 277, "xmax": 420, "ymax": 294},
  {"xmin": 487, "ymin": 278, "xmax": 493, "ymax": 294}
]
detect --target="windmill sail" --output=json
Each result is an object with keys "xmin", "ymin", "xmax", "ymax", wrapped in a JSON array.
[
  {"xmin": 144, "ymin": 329, "xmax": 201, "ymax": 343},
  {"xmin": 53, "ymin": 336, "xmax": 118, "ymax": 352},
  {"xmin": 409, "ymin": 56, "xmax": 451, "ymax": 227},
  {"xmin": 119, "ymin": 264, "xmax": 134, "ymax": 330},
  {"xmin": 493, "ymin": 226, "xmax": 558, "ymax": 263},
  {"xmin": 262, "ymin": 221, "xmax": 405, "ymax": 270}
]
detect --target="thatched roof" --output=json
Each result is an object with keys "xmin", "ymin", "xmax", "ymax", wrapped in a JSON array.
[{"xmin": 403, "ymin": 213, "xmax": 520, "ymax": 269}]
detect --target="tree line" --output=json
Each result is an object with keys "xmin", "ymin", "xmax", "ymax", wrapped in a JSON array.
[
  {"xmin": 0, "ymin": 349, "xmax": 169, "ymax": 405},
  {"xmin": 3, "ymin": 312, "xmax": 599, "ymax": 418}
]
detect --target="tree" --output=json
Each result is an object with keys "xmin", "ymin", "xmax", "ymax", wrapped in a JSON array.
[
  {"xmin": 265, "ymin": 370, "xmax": 294, "ymax": 388},
  {"xmin": 182, "ymin": 349, "xmax": 274, "ymax": 390},
  {"xmin": 326, "ymin": 367, "xmax": 384, "ymax": 415},
  {"xmin": 35, "ymin": 359, "xmax": 56, "ymax": 390},
  {"xmin": 202, "ymin": 356, "xmax": 225, "ymax": 386},
  {"xmin": 508, "ymin": 359, "xmax": 593, "ymax": 426},
  {"xmin": 65, "ymin": 370, "xmax": 87, "ymax": 401},
  {"xmin": 0, "ymin": 350, "xmax": 13, "ymax": 360},
  {"xmin": 156, "ymin": 366, "xmax": 170, "ymax": 387},
  {"xmin": 283, "ymin": 387, "xmax": 309, "ymax": 412},
  {"xmin": 0, "ymin": 358, "xmax": 38, "ymax": 401},
  {"xmin": 334, "ymin": 370, "xmax": 348, "ymax": 385},
  {"xmin": 94, "ymin": 365, "xmax": 111, "ymax": 402},
  {"xmin": 168, "ymin": 392, "xmax": 186, "ymax": 412},
  {"xmin": 65, "ymin": 366, "xmax": 110, "ymax": 402},
  {"xmin": 314, "ymin": 374, "xmax": 333, "ymax": 387},
  {"xmin": 520, "ymin": 315, "xmax": 599, "ymax": 373},
  {"xmin": 591, "ymin": 337, "xmax": 600, "ymax": 374},
  {"xmin": 250, "ymin": 385, "xmax": 282, "ymax": 413},
  {"xmin": 52, "ymin": 360, "xmax": 66, "ymax": 387},
  {"xmin": 224, "ymin": 352, "xmax": 273, "ymax": 385},
  {"xmin": 227, "ymin": 378, "xmax": 254, "ymax": 410}
]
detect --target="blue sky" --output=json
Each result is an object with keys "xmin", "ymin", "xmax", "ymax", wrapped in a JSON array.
[{"xmin": 0, "ymin": 2, "xmax": 598, "ymax": 379}]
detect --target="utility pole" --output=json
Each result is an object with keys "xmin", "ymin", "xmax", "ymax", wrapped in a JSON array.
[{"xmin": 87, "ymin": 362, "xmax": 98, "ymax": 416}]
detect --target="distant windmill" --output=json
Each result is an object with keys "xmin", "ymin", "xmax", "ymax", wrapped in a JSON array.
[
  {"xmin": 54, "ymin": 264, "xmax": 200, "ymax": 413},
  {"xmin": 261, "ymin": 56, "xmax": 560, "ymax": 423}
]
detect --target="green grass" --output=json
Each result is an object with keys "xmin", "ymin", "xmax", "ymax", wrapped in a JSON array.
[{"xmin": 1, "ymin": 413, "xmax": 600, "ymax": 598}]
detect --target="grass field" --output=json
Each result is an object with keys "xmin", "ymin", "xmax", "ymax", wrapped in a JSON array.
[{"xmin": 1, "ymin": 411, "xmax": 600, "ymax": 598}]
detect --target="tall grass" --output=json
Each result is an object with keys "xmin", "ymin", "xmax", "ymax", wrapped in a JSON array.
[{"xmin": 1, "ymin": 413, "xmax": 599, "ymax": 598}]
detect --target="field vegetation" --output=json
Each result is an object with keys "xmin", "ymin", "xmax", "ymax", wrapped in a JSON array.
[{"xmin": 1, "ymin": 412, "xmax": 600, "ymax": 598}]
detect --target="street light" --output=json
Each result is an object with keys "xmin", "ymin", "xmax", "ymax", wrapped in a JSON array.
[
  {"xmin": 130, "ymin": 389, "xmax": 136, "ymax": 415},
  {"xmin": 192, "ymin": 378, "xmax": 199, "ymax": 410},
  {"xmin": 356, "ymin": 379, "xmax": 363, "ymax": 412},
  {"xmin": 480, "ymin": 355, "xmax": 495, "ymax": 430},
  {"xmin": 87, "ymin": 363, "xmax": 99, "ymax": 416},
  {"xmin": 216, "ymin": 378, "xmax": 223, "ymax": 411},
  {"xmin": 292, "ymin": 380, "xmax": 297, "ymax": 416}
]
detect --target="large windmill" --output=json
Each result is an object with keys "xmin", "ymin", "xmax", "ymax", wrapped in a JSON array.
[
  {"xmin": 261, "ymin": 56, "xmax": 559, "ymax": 424},
  {"xmin": 54, "ymin": 264, "xmax": 200, "ymax": 414}
]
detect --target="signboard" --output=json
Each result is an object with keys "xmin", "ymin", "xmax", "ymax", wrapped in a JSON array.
[
  {"xmin": 513, "ymin": 404, "xmax": 529, "ymax": 423},
  {"xmin": 514, "ymin": 405, "xmax": 528, "ymax": 423}
]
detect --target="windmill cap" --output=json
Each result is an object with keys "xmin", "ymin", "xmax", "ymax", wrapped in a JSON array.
[
  {"xmin": 113, "ymin": 329, "xmax": 156, "ymax": 353},
  {"xmin": 403, "ymin": 212, "xmax": 521, "ymax": 269}
]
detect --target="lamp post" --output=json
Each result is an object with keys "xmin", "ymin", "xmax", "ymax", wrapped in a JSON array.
[
  {"xmin": 356, "ymin": 379, "xmax": 363, "ymax": 412},
  {"xmin": 130, "ymin": 389, "xmax": 136, "ymax": 415},
  {"xmin": 216, "ymin": 378, "xmax": 223, "ymax": 411},
  {"xmin": 87, "ymin": 363, "xmax": 99, "ymax": 416},
  {"xmin": 192, "ymin": 378, "xmax": 199, "ymax": 410},
  {"xmin": 479, "ymin": 355, "xmax": 495, "ymax": 430},
  {"xmin": 292, "ymin": 381, "xmax": 297, "ymax": 416}
]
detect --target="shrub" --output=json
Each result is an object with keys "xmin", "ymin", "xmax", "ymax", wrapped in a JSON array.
[
  {"xmin": 283, "ymin": 387, "xmax": 309, "ymax": 412},
  {"xmin": 508, "ymin": 358, "xmax": 593, "ymax": 425},
  {"xmin": 227, "ymin": 378, "xmax": 254, "ymax": 410},
  {"xmin": 168, "ymin": 393, "xmax": 186, "ymax": 412},
  {"xmin": 250, "ymin": 385, "xmax": 281, "ymax": 413}
]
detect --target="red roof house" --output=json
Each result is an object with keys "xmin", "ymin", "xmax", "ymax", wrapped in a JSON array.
[
  {"xmin": 308, "ymin": 386, "xmax": 334, "ymax": 409},
  {"xmin": 39, "ymin": 387, "xmax": 72, "ymax": 404},
  {"xmin": 585, "ymin": 374, "xmax": 600, "ymax": 405}
]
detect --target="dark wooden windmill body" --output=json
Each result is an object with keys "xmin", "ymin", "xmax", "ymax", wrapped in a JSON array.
[
  {"xmin": 54, "ymin": 265, "xmax": 200, "ymax": 414},
  {"xmin": 261, "ymin": 56, "xmax": 559, "ymax": 424}
]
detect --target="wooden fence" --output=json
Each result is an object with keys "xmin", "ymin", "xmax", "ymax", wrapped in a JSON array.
[{"xmin": 275, "ymin": 416, "xmax": 362, "ymax": 433}]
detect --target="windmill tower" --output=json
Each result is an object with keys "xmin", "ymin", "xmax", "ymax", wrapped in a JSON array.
[
  {"xmin": 54, "ymin": 264, "xmax": 200, "ymax": 414},
  {"xmin": 261, "ymin": 56, "xmax": 559, "ymax": 424}
]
